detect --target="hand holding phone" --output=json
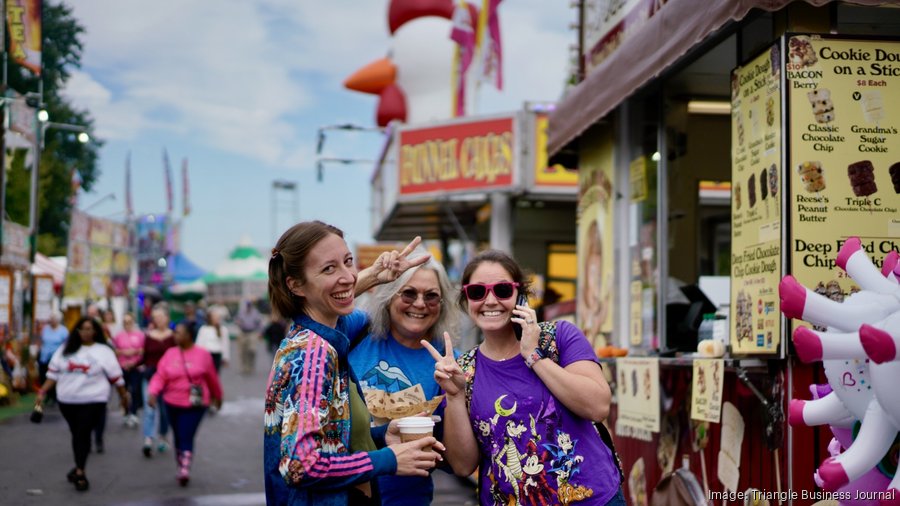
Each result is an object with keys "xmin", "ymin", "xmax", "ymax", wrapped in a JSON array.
[{"xmin": 513, "ymin": 293, "xmax": 528, "ymax": 341}]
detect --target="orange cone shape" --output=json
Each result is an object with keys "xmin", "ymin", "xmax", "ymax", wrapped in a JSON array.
[{"xmin": 344, "ymin": 57, "xmax": 397, "ymax": 95}]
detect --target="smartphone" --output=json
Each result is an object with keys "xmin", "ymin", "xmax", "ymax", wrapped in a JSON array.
[{"xmin": 513, "ymin": 293, "xmax": 528, "ymax": 341}]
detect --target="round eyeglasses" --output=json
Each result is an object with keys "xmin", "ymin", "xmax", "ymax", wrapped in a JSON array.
[{"xmin": 397, "ymin": 288, "xmax": 442, "ymax": 307}]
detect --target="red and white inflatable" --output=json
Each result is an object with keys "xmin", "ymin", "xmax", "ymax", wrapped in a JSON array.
[
  {"xmin": 781, "ymin": 237, "xmax": 900, "ymax": 505},
  {"xmin": 344, "ymin": 0, "xmax": 457, "ymax": 126}
]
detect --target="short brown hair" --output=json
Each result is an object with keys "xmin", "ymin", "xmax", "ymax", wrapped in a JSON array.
[
  {"xmin": 268, "ymin": 221, "xmax": 344, "ymax": 319},
  {"xmin": 457, "ymin": 249, "xmax": 531, "ymax": 309}
]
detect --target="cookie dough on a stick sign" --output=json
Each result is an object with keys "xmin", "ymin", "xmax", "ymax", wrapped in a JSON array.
[
  {"xmin": 787, "ymin": 35, "xmax": 900, "ymax": 316},
  {"xmin": 730, "ymin": 44, "xmax": 783, "ymax": 355}
]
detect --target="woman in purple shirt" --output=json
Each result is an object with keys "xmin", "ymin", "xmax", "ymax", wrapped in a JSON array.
[{"xmin": 425, "ymin": 250, "xmax": 624, "ymax": 505}]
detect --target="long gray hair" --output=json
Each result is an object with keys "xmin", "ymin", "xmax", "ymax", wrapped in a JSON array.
[{"xmin": 360, "ymin": 250, "xmax": 460, "ymax": 344}]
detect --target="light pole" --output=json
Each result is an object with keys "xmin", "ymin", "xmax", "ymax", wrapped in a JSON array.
[
  {"xmin": 271, "ymin": 179, "xmax": 298, "ymax": 241},
  {"xmin": 28, "ymin": 112, "xmax": 90, "ymax": 259},
  {"xmin": 315, "ymin": 123, "xmax": 383, "ymax": 182}
]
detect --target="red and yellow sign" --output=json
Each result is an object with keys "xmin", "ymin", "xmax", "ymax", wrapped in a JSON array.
[
  {"xmin": 535, "ymin": 113, "xmax": 578, "ymax": 187},
  {"xmin": 398, "ymin": 116, "xmax": 515, "ymax": 196},
  {"xmin": 6, "ymin": 0, "xmax": 42, "ymax": 75}
]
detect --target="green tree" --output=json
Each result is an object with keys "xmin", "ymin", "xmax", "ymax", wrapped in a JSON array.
[{"xmin": 4, "ymin": 1, "xmax": 102, "ymax": 255}]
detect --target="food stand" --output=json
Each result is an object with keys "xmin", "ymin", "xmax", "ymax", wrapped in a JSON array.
[{"xmin": 548, "ymin": 1, "xmax": 898, "ymax": 503}]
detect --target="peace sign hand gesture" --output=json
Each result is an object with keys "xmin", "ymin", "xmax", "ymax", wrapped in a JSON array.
[
  {"xmin": 356, "ymin": 236, "xmax": 431, "ymax": 295},
  {"xmin": 421, "ymin": 332, "xmax": 465, "ymax": 398},
  {"xmin": 372, "ymin": 236, "xmax": 430, "ymax": 284}
]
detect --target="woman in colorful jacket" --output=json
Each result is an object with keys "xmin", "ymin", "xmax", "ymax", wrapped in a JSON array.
[{"xmin": 264, "ymin": 221, "xmax": 444, "ymax": 506}]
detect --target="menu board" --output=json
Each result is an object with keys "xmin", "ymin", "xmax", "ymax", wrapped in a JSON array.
[
  {"xmin": 690, "ymin": 359, "xmax": 725, "ymax": 423},
  {"xmin": 32, "ymin": 275, "xmax": 54, "ymax": 335},
  {"xmin": 615, "ymin": 357, "xmax": 660, "ymax": 434},
  {"xmin": 787, "ymin": 35, "xmax": 900, "ymax": 313},
  {"xmin": 730, "ymin": 44, "xmax": 784, "ymax": 355}
]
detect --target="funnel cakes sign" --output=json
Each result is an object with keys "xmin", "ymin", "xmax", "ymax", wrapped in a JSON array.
[{"xmin": 398, "ymin": 115, "xmax": 517, "ymax": 197}]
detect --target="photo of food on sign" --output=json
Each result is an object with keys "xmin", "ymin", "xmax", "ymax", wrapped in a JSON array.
[
  {"xmin": 848, "ymin": 160, "xmax": 878, "ymax": 197},
  {"xmin": 735, "ymin": 290, "xmax": 753, "ymax": 343},
  {"xmin": 807, "ymin": 88, "xmax": 835, "ymax": 124},
  {"xmin": 788, "ymin": 35, "xmax": 818, "ymax": 67},
  {"xmin": 760, "ymin": 167, "xmax": 769, "ymax": 202},
  {"xmin": 734, "ymin": 181, "xmax": 742, "ymax": 209},
  {"xmin": 768, "ymin": 164, "xmax": 778, "ymax": 198},
  {"xmin": 860, "ymin": 89, "xmax": 884, "ymax": 123},
  {"xmin": 890, "ymin": 162, "xmax": 900, "ymax": 194},
  {"xmin": 797, "ymin": 161, "xmax": 826, "ymax": 193}
]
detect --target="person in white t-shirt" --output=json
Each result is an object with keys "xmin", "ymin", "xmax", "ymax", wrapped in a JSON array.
[
  {"xmin": 35, "ymin": 317, "xmax": 130, "ymax": 493},
  {"xmin": 195, "ymin": 309, "xmax": 230, "ymax": 373}
]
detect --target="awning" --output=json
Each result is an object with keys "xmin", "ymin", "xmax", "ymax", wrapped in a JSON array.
[
  {"xmin": 374, "ymin": 198, "xmax": 487, "ymax": 242},
  {"xmin": 547, "ymin": 0, "xmax": 887, "ymax": 156},
  {"xmin": 32, "ymin": 253, "xmax": 66, "ymax": 289}
]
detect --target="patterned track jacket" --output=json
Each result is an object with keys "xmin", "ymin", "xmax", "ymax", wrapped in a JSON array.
[{"xmin": 264, "ymin": 311, "xmax": 396, "ymax": 505}]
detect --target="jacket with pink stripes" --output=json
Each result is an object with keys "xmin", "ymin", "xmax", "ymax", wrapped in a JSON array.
[{"xmin": 264, "ymin": 310, "xmax": 395, "ymax": 506}]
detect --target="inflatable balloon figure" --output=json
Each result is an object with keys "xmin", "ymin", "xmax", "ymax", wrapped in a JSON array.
[
  {"xmin": 808, "ymin": 383, "xmax": 892, "ymax": 506},
  {"xmin": 780, "ymin": 237, "xmax": 900, "ymax": 505}
]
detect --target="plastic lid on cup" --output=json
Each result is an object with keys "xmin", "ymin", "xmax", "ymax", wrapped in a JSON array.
[{"xmin": 396, "ymin": 416, "xmax": 435, "ymax": 432}]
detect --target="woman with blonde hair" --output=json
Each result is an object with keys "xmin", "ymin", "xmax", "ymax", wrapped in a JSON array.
[{"xmin": 351, "ymin": 250, "xmax": 462, "ymax": 505}]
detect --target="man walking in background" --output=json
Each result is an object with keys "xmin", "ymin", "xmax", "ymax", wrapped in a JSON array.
[{"xmin": 234, "ymin": 299, "xmax": 262, "ymax": 375}]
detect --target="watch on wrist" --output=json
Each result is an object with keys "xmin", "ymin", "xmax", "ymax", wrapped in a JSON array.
[{"xmin": 525, "ymin": 347, "xmax": 546, "ymax": 369}]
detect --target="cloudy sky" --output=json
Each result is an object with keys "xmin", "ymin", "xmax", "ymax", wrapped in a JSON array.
[{"xmin": 64, "ymin": 0, "xmax": 574, "ymax": 271}]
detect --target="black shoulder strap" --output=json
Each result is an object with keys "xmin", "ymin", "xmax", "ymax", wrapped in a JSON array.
[{"xmin": 460, "ymin": 320, "xmax": 625, "ymax": 483}]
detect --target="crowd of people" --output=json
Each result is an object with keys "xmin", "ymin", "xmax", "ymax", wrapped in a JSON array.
[
  {"xmin": 31, "ymin": 299, "xmax": 247, "ymax": 492},
  {"xmin": 28, "ymin": 219, "xmax": 624, "ymax": 505}
]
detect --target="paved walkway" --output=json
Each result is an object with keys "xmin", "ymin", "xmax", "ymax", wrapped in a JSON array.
[{"xmin": 0, "ymin": 339, "xmax": 476, "ymax": 505}]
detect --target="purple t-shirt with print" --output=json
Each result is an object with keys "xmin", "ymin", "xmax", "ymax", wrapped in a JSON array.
[{"xmin": 469, "ymin": 320, "xmax": 620, "ymax": 505}]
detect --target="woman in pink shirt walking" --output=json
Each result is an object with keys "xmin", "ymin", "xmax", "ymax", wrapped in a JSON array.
[
  {"xmin": 113, "ymin": 313, "xmax": 145, "ymax": 428},
  {"xmin": 148, "ymin": 321, "xmax": 223, "ymax": 486}
]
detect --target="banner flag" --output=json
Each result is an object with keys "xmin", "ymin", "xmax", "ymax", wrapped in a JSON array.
[
  {"xmin": 162, "ymin": 148, "xmax": 174, "ymax": 214},
  {"xmin": 450, "ymin": 2, "xmax": 478, "ymax": 116},
  {"xmin": 182, "ymin": 158, "xmax": 191, "ymax": 217},
  {"xmin": 477, "ymin": 0, "xmax": 503, "ymax": 90},
  {"xmin": 6, "ymin": 0, "xmax": 42, "ymax": 75}
]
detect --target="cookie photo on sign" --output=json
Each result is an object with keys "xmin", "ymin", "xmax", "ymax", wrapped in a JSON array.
[
  {"xmin": 807, "ymin": 88, "xmax": 834, "ymax": 124},
  {"xmin": 847, "ymin": 160, "xmax": 877, "ymax": 197},
  {"xmin": 797, "ymin": 161, "xmax": 826, "ymax": 193},
  {"xmin": 889, "ymin": 162, "xmax": 900, "ymax": 193}
]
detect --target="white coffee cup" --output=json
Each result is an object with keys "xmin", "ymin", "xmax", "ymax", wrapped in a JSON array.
[{"xmin": 396, "ymin": 416, "xmax": 435, "ymax": 450}]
